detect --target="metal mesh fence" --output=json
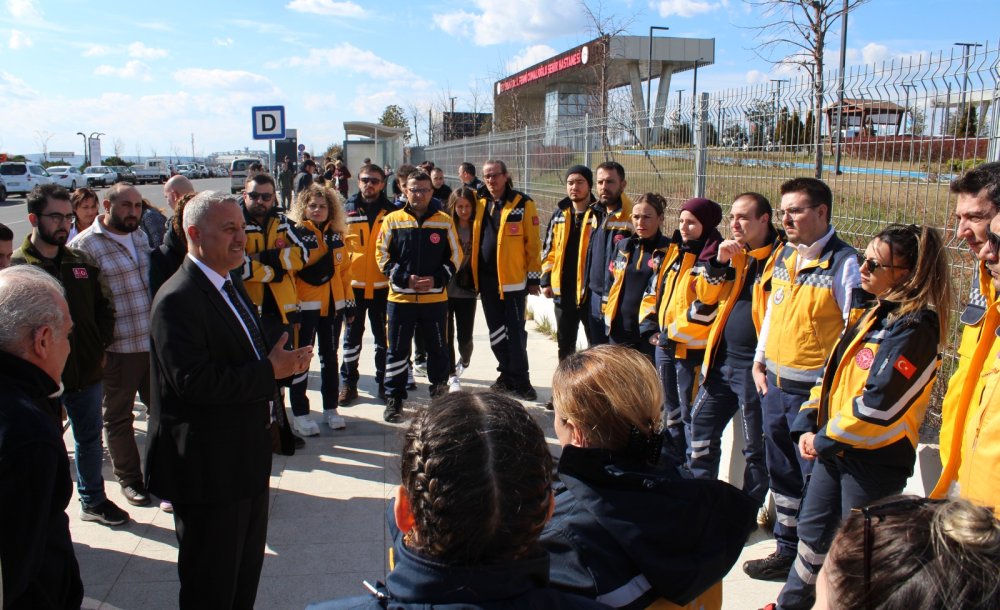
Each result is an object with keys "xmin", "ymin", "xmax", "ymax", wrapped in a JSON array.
[{"xmin": 425, "ymin": 40, "xmax": 1000, "ymax": 433}]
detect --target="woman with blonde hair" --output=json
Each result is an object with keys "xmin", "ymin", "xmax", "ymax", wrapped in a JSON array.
[
  {"xmin": 771, "ymin": 224, "xmax": 954, "ymax": 609},
  {"xmin": 542, "ymin": 344, "xmax": 756, "ymax": 610},
  {"xmin": 287, "ymin": 184, "xmax": 354, "ymax": 435}
]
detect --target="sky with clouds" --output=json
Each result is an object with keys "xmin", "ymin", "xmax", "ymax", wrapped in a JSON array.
[{"xmin": 0, "ymin": 0, "xmax": 996, "ymax": 159}]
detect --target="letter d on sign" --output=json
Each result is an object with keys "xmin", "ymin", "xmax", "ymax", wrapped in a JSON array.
[{"xmin": 252, "ymin": 105, "xmax": 286, "ymax": 140}]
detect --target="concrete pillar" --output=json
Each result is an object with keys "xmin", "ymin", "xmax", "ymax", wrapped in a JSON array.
[
  {"xmin": 652, "ymin": 63, "xmax": 673, "ymax": 143},
  {"xmin": 628, "ymin": 60, "xmax": 647, "ymax": 141}
]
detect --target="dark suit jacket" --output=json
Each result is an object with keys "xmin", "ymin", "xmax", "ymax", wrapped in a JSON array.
[{"xmin": 145, "ymin": 258, "xmax": 275, "ymax": 504}]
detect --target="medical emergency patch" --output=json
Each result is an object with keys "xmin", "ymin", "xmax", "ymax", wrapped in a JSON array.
[
  {"xmin": 893, "ymin": 355, "xmax": 916, "ymax": 379},
  {"xmin": 648, "ymin": 257, "xmax": 658, "ymax": 268},
  {"xmin": 772, "ymin": 287, "xmax": 784, "ymax": 304},
  {"xmin": 429, "ymin": 233, "xmax": 441, "ymax": 244},
  {"xmin": 72, "ymin": 267, "xmax": 89, "ymax": 279},
  {"xmin": 855, "ymin": 347, "xmax": 874, "ymax": 370}
]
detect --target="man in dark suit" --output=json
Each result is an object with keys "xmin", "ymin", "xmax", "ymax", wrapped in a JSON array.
[{"xmin": 145, "ymin": 191, "xmax": 312, "ymax": 608}]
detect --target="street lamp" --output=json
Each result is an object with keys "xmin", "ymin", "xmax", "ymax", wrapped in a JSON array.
[
  {"xmin": 770, "ymin": 79, "xmax": 787, "ymax": 148},
  {"xmin": 691, "ymin": 57, "xmax": 704, "ymax": 133},
  {"xmin": 76, "ymin": 131, "xmax": 88, "ymax": 167},
  {"xmin": 647, "ymin": 26, "xmax": 670, "ymax": 127},
  {"xmin": 954, "ymin": 42, "xmax": 983, "ymax": 136}
]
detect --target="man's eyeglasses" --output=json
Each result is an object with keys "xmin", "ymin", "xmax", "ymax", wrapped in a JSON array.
[
  {"xmin": 40, "ymin": 212, "xmax": 76, "ymax": 224},
  {"xmin": 852, "ymin": 496, "xmax": 944, "ymax": 609},
  {"xmin": 407, "ymin": 187, "xmax": 431, "ymax": 196},
  {"xmin": 246, "ymin": 192, "xmax": 274, "ymax": 202},
  {"xmin": 483, "ymin": 173, "xmax": 504, "ymax": 180},
  {"xmin": 775, "ymin": 205, "xmax": 817, "ymax": 220},
  {"xmin": 359, "ymin": 177, "xmax": 382, "ymax": 185},
  {"xmin": 858, "ymin": 254, "xmax": 908, "ymax": 274}
]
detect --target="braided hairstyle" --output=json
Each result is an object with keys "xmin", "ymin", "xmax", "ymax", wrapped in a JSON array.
[{"xmin": 399, "ymin": 391, "xmax": 553, "ymax": 565}]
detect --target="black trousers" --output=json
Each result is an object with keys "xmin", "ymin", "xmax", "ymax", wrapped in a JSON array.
[
  {"xmin": 340, "ymin": 287, "xmax": 388, "ymax": 389},
  {"xmin": 479, "ymin": 278, "xmax": 530, "ymax": 386},
  {"xmin": 448, "ymin": 296, "xmax": 477, "ymax": 373},
  {"xmin": 385, "ymin": 300, "xmax": 449, "ymax": 398},
  {"xmin": 173, "ymin": 489, "xmax": 269, "ymax": 609},
  {"xmin": 289, "ymin": 309, "xmax": 344, "ymax": 415},
  {"xmin": 553, "ymin": 291, "xmax": 592, "ymax": 360}
]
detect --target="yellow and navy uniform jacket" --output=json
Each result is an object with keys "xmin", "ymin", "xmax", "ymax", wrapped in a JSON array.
[
  {"xmin": 932, "ymin": 298, "xmax": 1000, "ymax": 516},
  {"xmin": 343, "ymin": 192, "xmax": 396, "ymax": 299},
  {"xmin": 763, "ymin": 233, "xmax": 857, "ymax": 394},
  {"xmin": 240, "ymin": 206, "xmax": 308, "ymax": 324},
  {"xmin": 540, "ymin": 196, "xmax": 598, "ymax": 302},
  {"xmin": 791, "ymin": 298, "xmax": 941, "ymax": 470},
  {"xmin": 375, "ymin": 200, "xmax": 462, "ymax": 305},
  {"xmin": 292, "ymin": 219, "xmax": 355, "ymax": 317},
  {"xmin": 471, "ymin": 187, "xmax": 542, "ymax": 298},
  {"xmin": 584, "ymin": 196, "xmax": 634, "ymax": 302},
  {"xmin": 696, "ymin": 228, "xmax": 784, "ymax": 376},
  {"xmin": 643, "ymin": 231, "xmax": 718, "ymax": 358},
  {"xmin": 604, "ymin": 231, "xmax": 671, "ymax": 334},
  {"xmin": 933, "ymin": 261, "xmax": 996, "ymax": 496}
]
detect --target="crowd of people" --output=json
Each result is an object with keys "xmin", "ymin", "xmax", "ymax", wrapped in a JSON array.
[{"xmin": 0, "ymin": 157, "xmax": 998, "ymax": 609}]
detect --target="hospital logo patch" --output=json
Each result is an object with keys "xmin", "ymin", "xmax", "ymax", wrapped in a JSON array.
[
  {"xmin": 648, "ymin": 257, "xmax": 658, "ymax": 269},
  {"xmin": 72, "ymin": 267, "xmax": 89, "ymax": 279},
  {"xmin": 855, "ymin": 347, "xmax": 875, "ymax": 370},
  {"xmin": 429, "ymin": 233, "xmax": 441, "ymax": 244},
  {"xmin": 772, "ymin": 287, "xmax": 784, "ymax": 304},
  {"xmin": 614, "ymin": 234, "xmax": 625, "ymax": 243}
]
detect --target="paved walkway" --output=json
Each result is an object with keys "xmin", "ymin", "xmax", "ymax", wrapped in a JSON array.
[{"xmin": 66, "ymin": 301, "xmax": 783, "ymax": 609}]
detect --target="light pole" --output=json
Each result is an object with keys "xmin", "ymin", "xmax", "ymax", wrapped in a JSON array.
[
  {"xmin": 450, "ymin": 96, "xmax": 457, "ymax": 141},
  {"xmin": 834, "ymin": 0, "xmax": 849, "ymax": 175},
  {"xmin": 770, "ymin": 79, "xmax": 787, "ymax": 148},
  {"xmin": 691, "ymin": 57, "xmax": 703, "ymax": 129},
  {"xmin": 76, "ymin": 132, "xmax": 88, "ymax": 167},
  {"xmin": 647, "ymin": 26, "xmax": 670, "ymax": 127},
  {"xmin": 900, "ymin": 84, "xmax": 917, "ymax": 135},
  {"xmin": 954, "ymin": 42, "xmax": 982, "ymax": 136}
]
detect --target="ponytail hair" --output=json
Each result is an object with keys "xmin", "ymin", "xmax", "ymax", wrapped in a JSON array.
[
  {"xmin": 877, "ymin": 224, "xmax": 953, "ymax": 339},
  {"xmin": 399, "ymin": 391, "xmax": 553, "ymax": 565}
]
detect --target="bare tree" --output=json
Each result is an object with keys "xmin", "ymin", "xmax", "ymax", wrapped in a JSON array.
[
  {"xmin": 406, "ymin": 101, "xmax": 424, "ymax": 147},
  {"xmin": 743, "ymin": 0, "xmax": 870, "ymax": 177},
  {"xmin": 134, "ymin": 142, "xmax": 143, "ymax": 163},
  {"xmin": 34, "ymin": 130, "xmax": 54, "ymax": 163},
  {"xmin": 579, "ymin": 0, "xmax": 639, "ymax": 151},
  {"xmin": 113, "ymin": 137, "xmax": 125, "ymax": 158}
]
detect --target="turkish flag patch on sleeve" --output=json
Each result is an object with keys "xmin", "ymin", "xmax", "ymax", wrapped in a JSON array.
[{"xmin": 893, "ymin": 355, "xmax": 917, "ymax": 379}]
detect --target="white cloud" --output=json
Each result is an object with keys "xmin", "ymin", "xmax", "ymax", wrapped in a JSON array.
[
  {"xmin": 0, "ymin": 70, "xmax": 37, "ymax": 99},
  {"xmin": 135, "ymin": 21, "xmax": 173, "ymax": 32},
  {"xmin": 94, "ymin": 60, "xmax": 152, "ymax": 81},
  {"xmin": 433, "ymin": 0, "xmax": 588, "ymax": 46},
  {"xmin": 8, "ymin": 29, "xmax": 32, "ymax": 49},
  {"xmin": 83, "ymin": 44, "xmax": 112, "ymax": 57},
  {"xmin": 860, "ymin": 42, "xmax": 890, "ymax": 65},
  {"xmin": 278, "ymin": 43, "xmax": 416, "ymax": 81},
  {"xmin": 213, "ymin": 37, "xmax": 234, "ymax": 47},
  {"xmin": 286, "ymin": 0, "xmax": 364, "ymax": 17},
  {"xmin": 655, "ymin": 0, "xmax": 723, "ymax": 18},
  {"xmin": 173, "ymin": 68, "xmax": 280, "ymax": 95},
  {"xmin": 304, "ymin": 92, "xmax": 339, "ymax": 112},
  {"xmin": 745, "ymin": 69, "xmax": 767, "ymax": 84},
  {"xmin": 7, "ymin": 0, "xmax": 42, "ymax": 21},
  {"xmin": 128, "ymin": 42, "xmax": 168, "ymax": 60},
  {"xmin": 505, "ymin": 45, "xmax": 557, "ymax": 74}
]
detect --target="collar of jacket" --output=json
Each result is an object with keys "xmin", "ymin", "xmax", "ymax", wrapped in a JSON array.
[
  {"xmin": 17, "ymin": 234, "xmax": 85, "ymax": 266},
  {"xmin": 670, "ymin": 229, "xmax": 705, "ymax": 255},
  {"xmin": 160, "ymin": 225, "xmax": 186, "ymax": 255},
  {"xmin": 557, "ymin": 194, "xmax": 596, "ymax": 211},
  {"xmin": 348, "ymin": 191, "xmax": 394, "ymax": 212},
  {"xmin": 746, "ymin": 225, "xmax": 783, "ymax": 261},
  {"xmin": 0, "ymin": 349, "xmax": 61, "ymax": 400},
  {"xmin": 402, "ymin": 198, "xmax": 444, "ymax": 220},
  {"xmin": 383, "ymin": 500, "xmax": 552, "ymax": 604},
  {"xmin": 625, "ymin": 230, "xmax": 668, "ymax": 250}
]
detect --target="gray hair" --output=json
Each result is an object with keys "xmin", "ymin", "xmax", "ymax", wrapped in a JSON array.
[
  {"xmin": 0, "ymin": 265, "xmax": 67, "ymax": 355},
  {"xmin": 183, "ymin": 190, "xmax": 239, "ymax": 233}
]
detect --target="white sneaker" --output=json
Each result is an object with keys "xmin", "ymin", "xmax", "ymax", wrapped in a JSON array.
[
  {"xmin": 448, "ymin": 376, "xmax": 461, "ymax": 393},
  {"xmin": 292, "ymin": 415, "xmax": 320, "ymax": 437},
  {"xmin": 454, "ymin": 362, "xmax": 466, "ymax": 378},
  {"xmin": 324, "ymin": 410, "xmax": 346, "ymax": 430}
]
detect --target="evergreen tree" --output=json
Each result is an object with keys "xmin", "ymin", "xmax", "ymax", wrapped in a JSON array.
[{"xmin": 378, "ymin": 105, "xmax": 413, "ymax": 143}]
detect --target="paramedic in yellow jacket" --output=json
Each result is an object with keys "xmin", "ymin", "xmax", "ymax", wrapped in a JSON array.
[
  {"xmin": 287, "ymin": 184, "xmax": 354, "ymax": 437},
  {"xmin": 933, "ymin": 199, "xmax": 1000, "ymax": 518},
  {"xmin": 472, "ymin": 160, "xmax": 542, "ymax": 402},
  {"xmin": 541, "ymin": 165, "xmax": 598, "ymax": 360},
  {"xmin": 688, "ymin": 193, "xmax": 782, "ymax": 509},
  {"xmin": 771, "ymin": 224, "xmax": 952, "ymax": 610},
  {"xmin": 744, "ymin": 178, "xmax": 861, "ymax": 583},
  {"xmin": 240, "ymin": 172, "xmax": 308, "ymax": 343},
  {"xmin": 932, "ymin": 161, "xmax": 1000, "ymax": 510},
  {"xmin": 645, "ymin": 197, "xmax": 724, "ymax": 464}
]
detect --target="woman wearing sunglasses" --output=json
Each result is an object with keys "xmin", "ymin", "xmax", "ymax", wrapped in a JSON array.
[{"xmin": 769, "ymin": 224, "xmax": 953, "ymax": 610}]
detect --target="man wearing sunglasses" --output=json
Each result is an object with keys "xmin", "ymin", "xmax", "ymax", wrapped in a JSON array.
[
  {"xmin": 933, "ymin": 161, "xmax": 1000, "ymax": 517},
  {"xmin": 745, "ymin": 177, "xmax": 860, "ymax": 581},
  {"xmin": 241, "ymin": 173, "xmax": 308, "ymax": 452}
]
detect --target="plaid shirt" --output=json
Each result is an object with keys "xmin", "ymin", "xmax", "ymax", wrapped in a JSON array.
[{"xmin": 70, "ymin": 219, "xmax": 152, "ymax": 354}]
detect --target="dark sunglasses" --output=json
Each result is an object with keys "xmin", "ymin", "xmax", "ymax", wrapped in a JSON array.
[
  {"xmin": 987, "ymin": 229, "xmax": 1000, "ymax": 256},
  {"xmin": 359, "ymin": 177, "xmax": 382, "ymax": 184},
  {"xmin": 858, "ymin": 254, "xmax": 908, "ymax": 274},
  {"xmin": 852, "ymin": 496, "xmax": 944, "ymax": 609},
  {"xmin": 247, "ymin": 191, "xmax": 273, "ymax": 202}
]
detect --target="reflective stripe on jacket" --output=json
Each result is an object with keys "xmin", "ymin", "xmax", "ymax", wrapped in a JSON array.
[
  {"xmin": 375, "ymin": 201, "xmax": 461, "ymax": 305},
  {"xmin": 240, "ymin": 207, "xmax": 308, "ymax": 324},
  {"xmin": 293, "ymin": 219, "xmax": 355, "ymax": 316},
  {"xmin": 647, "ymin": 231, "xmax": 717, "ymax": 358},
  {"xmin": 343, "ymin": 193, "xmax": 396, "ymax": 298},
  {"xmin": 540, "ymin": 196, "xmax": 598, "ymax": 302},
  {"xmin": 471, "ymin": 189, "xmax": 542, "ymax": 297},
  {"xmin": 604, "ymin": 232, "xmax": 671, "ymax": 334}
]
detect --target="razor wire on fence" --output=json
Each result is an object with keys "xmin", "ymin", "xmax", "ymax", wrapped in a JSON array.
[{"xmin": 424, "ymin": 39, "xmax": 1000, "ymax": 433}]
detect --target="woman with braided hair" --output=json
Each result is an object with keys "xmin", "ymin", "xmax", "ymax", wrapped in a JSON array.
[
  {"xmin": 308, "ymin": 391, "xmax": 606, "ymax": 609},
  {"xmin": 541, "ymin": 345, "xmax": 757, "ymax": 610}
]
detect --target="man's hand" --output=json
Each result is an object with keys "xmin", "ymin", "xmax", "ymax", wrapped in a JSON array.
[
  {"xmin": 752, "ymin": 361, "xmax": 768, "ymax": 396},
  {"xmin": 717, "ymin": 239, "xmax": 743, "ymax": 264},
  {"xmin": 541, "ymin": 286, "xmax": 554, "ymax": 299},
  {"xmin": 528, "ymin": 285, "xmax": 541, "ymax": 296},
  {"xmin": 408, "ymin": 275, "xmax": 433, "ymax": 293},
  {"xmin": 648, "ymin": 332, "xmax": 660, "ymax": 346},
  {"xmin": 268, "ymin": 332, "xmax": 314, "ymax": 379},
  {"xmin": 798, "ymin": 432, "xmax": 818, "ymax": 461}
]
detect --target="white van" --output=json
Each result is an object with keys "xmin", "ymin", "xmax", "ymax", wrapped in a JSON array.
[{"xmin": 230, "ymin": 157, "xmax": 262, "ymax": 194}]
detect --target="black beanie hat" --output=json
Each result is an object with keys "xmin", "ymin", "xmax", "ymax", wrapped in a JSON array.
[{"xmin": 565, "ymin": 165, "xmax": 593, "ymax": 188}]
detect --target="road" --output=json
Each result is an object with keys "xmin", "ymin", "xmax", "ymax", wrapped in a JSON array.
[{"xmin": 0, "ymin": 177, "xmax": 231, "ymax": 245}]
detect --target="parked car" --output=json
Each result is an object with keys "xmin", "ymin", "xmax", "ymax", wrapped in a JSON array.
[
  {"xmin": 112, "ymin": 166, "xmax": 137, "ymax": 183},
  {"xmin": 0, "ymin": 161, "xmax": 54, "ymax": 196},
  {"xmin": 130, "ymin": 159, "xmax": 170, "ymax": 184},
  {"xmin": 82, "ymin": 166, "xmax": 118, "ymax": 187},
  {"xmin": 46, "ymin": 166, "xmax": 86, "ymax": 190},
  {"xmin": 230, "ymin": 157, "xmax": 261, "ymax": 194},
  {"xmin": 0, "ymin": 175, "xmax": 7, "ymax": 202}
]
